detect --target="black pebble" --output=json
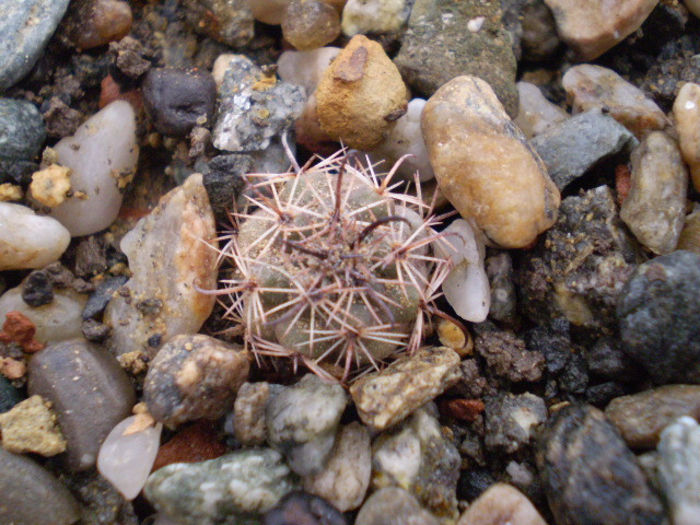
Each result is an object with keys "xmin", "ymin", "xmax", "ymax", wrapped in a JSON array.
[{"xmin": 21, "ymin": 270, "xmax": 53, "ymax": 307}]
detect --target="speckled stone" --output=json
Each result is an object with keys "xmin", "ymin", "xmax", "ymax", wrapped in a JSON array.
[
  {"xmin": 183, "ymin": 0, "xmax": 254, "ymax": 47},
  {"xmin": 484, "ymin": 393, "xmax": 547, "ymax": 454},
  {"xmin": 0, "ymin": 99, "xmax": 46, "ymax": 161},
  {"xmin": 0, "ymin": 394, "xmax": 66, "ymax": 456},
  {"xmin": 233, "ymin": 381, "xmax": 272, "ymax": 446}
]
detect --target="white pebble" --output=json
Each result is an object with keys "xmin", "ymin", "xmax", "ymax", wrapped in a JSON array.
[
  {"xmin": 341, "ymin": 0, "xmax": 410, "ymax": 36},
  {"xmin": 277, "ymin": 47, "xmax": 341, "ymax": 96},
  {"xmin": 0, "ymin": 203, "xmax": 70, "ymax": 270},
  {"xmin": 467, "ymin": 16, "xmax": 485, "ymax": 32},
  {"xmin": 515, "ymin": 82, "xmax": 568, "ymax": 138},
  {"xmin": 50, "ymin": 100, "xmax": 138, "ymax": 237},
  {"xmin": 97, "ymin": 415, "xmax": 163, "ymax": 500}
]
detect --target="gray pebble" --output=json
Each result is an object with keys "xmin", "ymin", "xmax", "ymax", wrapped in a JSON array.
[
  {"xmin": 82, "ymin": 275, "xmax": 128, "ymax": 320},
  {"xmin": 485, "ymin": 252, "xmax": 517, "ymax": 324},
  {"xmin": 0, "ymin": 374, "xmax": 22, "ymax": 412},
  {"xmin": 484, "ymin": 392, "xmax": 547, "ymax": 453},
  {"xmin": 0, "ymin": 98, "xmax": 46, "ymax": 161}
]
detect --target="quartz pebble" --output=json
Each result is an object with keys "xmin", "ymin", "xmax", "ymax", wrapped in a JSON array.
[
  {"xmin": 143, "ymin": 334, "xmax": 249, "ymax": 427},
  {"xmin": 316, "ymin": 34, "xmax": 409, "ymax": 150},
  {"xmin": 104, "ymin": 174, "xmax": 217, "ymax": 358},
  {"xmin": 457, "ymin": 483, "xmax": 548, "ymax": 525},
  {"xmin": 28, "ymin": 339, "xmax": 136, "ymax": 470},
  {"xmin": 0, "ymin": 203, "xmax": 70, "ymax": 270},
  {"xmin": 562, "ymin": 64, "xmax": 669, "ymax": 138},
  {"xmin": 484, "ymin": 393, "xmax": 547, "ymax": 453},
  {"xmin": 62, "ymin": 0, "xmax": 133, "ymax": 50},
  {"xmin": 0, "ymin": 394, "xmax": 66, "ymax": 456},
  {"xmin": 0, "ymin": 448, "xmax": 81, "ymax": 525},
  {"xmin": 248, "ymin": 0, "xmax": 293, "ymax": 25},
  {"xmin": 351, "ymin": 346, "xmax": 461, "ymax": 431},
  {"xmin": 356, "ymin": 487, "xmax": 439, "ymax": 525},
  {"xmin": 49, "ymin": 100, "xmax": 138, "ymax": 237},
  {"xmin": 543, "ymin": 0, "xmax": 659, "ymax": 60},
  {"xmin": 514, "ymin": 82, "xmax": 568, "ymax": 139},
  {"xmin": 303, "ymin": 422, "xmax": 371, "ymax": 511},
  {"xmin": 422, "ymin": 75, "xmax": 560, "ymax": 248},
  {"xmin": 277, "ymin": 47, "xmax": 341, "ymax": 96},
  {"xmin": 97, "ymin": 415, "xmax": 163, "ymax": 500},
  {"xmin": 183, "ymin": 0, "xmax": 254, "ymax": 47},
  {"xmin": 145, "ymin": 448, "xmax": 298, "ymax": 524},
  {"xmin": 282, "ymin": 0, "xmax": 341, "ymax": 51},
  {"xmin": 0, "ymin": 99, "xmax": 46, "ymax": 162},
  {"xmin": 672, "ymin": 81, "xmax": 700, "ymax": 191},
  {"xmin": 620, "ymin": 131, "xmax": 688, "ymax": 254},
  {"xmin": 341, "ymin": 0, "xmax": 411, "ymax": 36},
  {"xmin": 370, "ymin": 98, "xmax": 434, "ymax": 181}
]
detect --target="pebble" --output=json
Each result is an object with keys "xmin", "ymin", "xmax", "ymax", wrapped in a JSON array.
[
  {"xmin": 199, "ymin": 152, "xmax": 250, "ymax": 220},
  {"xmin": 266, "ymin": 374, "xmax": 347, "ymax": 476},
  {"xmin": 617, "ymin": 250, "xmax": 700, "ymax": 384},
  {"xmin": 585, "ymin": 336, "xmax": 636, "ymax": 381},
  {"xmin": 457, "ymin": 483, "xmax": 548, "ymax": 525},
  {"xmin": 0, "ymin": 0, "xmax": 71, "ymax": 90},
  {"xmin": 263, "ymin": 491, "xmax": 347, "ymax": 525},
  {"xmin": 316, "ymin": 34, "xmax": 409, "ymax": 150},
  {"xmin": 341, "ymin": 0, "xmax": 411, "ymax": 36},
  {"xmin": 183, "ymin": 0, "xmax": 254, "ymax": 47},
  {"xmin": 49, "ymin": 100, "xmax": 138, "ymax": 237},
  {"xmin": 296, "ymin": 91, "xmax": 339, "ymax": 153},
  {"xmin": 0, "ymin": 203, "xmax": 71, "ymax": 270},
  {"xmin": 0, "ymin": 394, "xmax": 66, "ymax": 456},
  {"xmin": 484, "ymin": 393, "xmax": 547, "ymax": 453},
  {"xmin": 672, "ymin": 81, "xmax": 700, "ymax": 191},
  {"xmin": 605, "ymin": 385, "xmax": 700, "ymax": 449},
  {"xmin": 28, "ymin": 339, "xmax": 136, "ymax": 470},
  {"xmin": 248, "ymin": 0, "xmax": 292, "ymax": 25},
  {"xmin": 143, "ymin": 334, "xmax": 249, "ymax": 427},
  {"xmin": 678, "ymin": 204, "xmax": 700, "ymax": 254},
  {"xmin": 422, "ymin": 75, "xmax": 560, "ymax": 249},
  {"xmin": 395, "ymin": 0, "xmax": 518, "ymax": 117},
  {"xmin": 657, "ymin": 416, "xmax": 700, "ymax": 525},
  {"xmin": 485, "ymin": 252, "xmax": 517, "ymax": 324},
  {"xmin": 212, "ymin": 55, "xmax": 305, "ymax": 152},
  {"xmin": 437, "ymin": 219, "xmax": 490, "ymax": 322},
  {"xmin": 303, "ymin": 422, "xmax": 372, "ymax": 512},
  {"xmin": 277, "ymin": 47, "xmax": 341, "ymax": 96},
  {"xmin": 142, "ymin": 68, "xmax": 217, "ymax": 137},
  {"xmin": 145, "ymin": 448, "xmax": 298, "ymax": 524},
  {"xmin": 350, "ymin": 346, "xmax": 461, "ymax": 431},
  {"xmin": 104, "ymin": 174, "xmax": 217, "ymax": 358},
  {"xmin": 538, "ymin": 404, "xmax": 664, "ymax": 525},
  {"xmin": 82, "ymin": 275, "xmax": 128, "ymax": 320},
  {"xmin": 514, "ymin": 82, "xmax": 568, "ymax": 139},
  {"xmin": 521, "ymin": 0, "xmax": 560, "ymax": 61},
  {"xmin": 282, "ymin": 0, "xmax": 341, "ymax": 51},
  {"xmin": 29, "ymin": 164, "xmax": 72, "ymax": 208},
  {"xmin": 620, "ymin": 131, "xmax": 688, "ymax": 254},
  {"xmin": 562, "ymin": 64, "xmax": 669, "ymax": 138},
  {"xmin": 97, "ymin": 414, "xmax": 163, "ymax": 500},
  {"xmin": 530, "ymin": 109, "xmax": 638, "ymax": 191},
  {"xmin": 474, "ymin": 324, "xmax": 544, "ymax": 383},
  {"xmin": 62, "ymin": 470, "xmax": 139, "ymax": 525},
  {"xmin": 0, "ymin": 284, "xmax": 87, "ymax": 343},
  {"xmin": 0, "ymin": 375, "xmax": 22, "ymax": 412},
  {"xmin": 0, "ymin": 448, "xmax": 81, "ymax": 525},
  {"xmin": 355, "ymin": 487, "xmax": 440, "ymax": 525},
  {"xmin": 686, "ymin": 0, "xmax": 700, "ymax": 17},
  {"xmin": 0, "ymin": 99, "xmax": 46, "ymax": 161},
  {"xmin": 153, "ymin": 421, "xmax": 227, "ymax": 471},
  {"xmin": 372, "ymin": 406, "xmax": 460, "ymax": 518},
  {"xmin": 233, "ymin": 381, "xmax": 272, "ymax": 446},
  {"xmin": 543, "ymin": 0, "xmax": 659, "ymax": 59},
  {"xmin": 62, "ymin": 0, "xmax": 133, "ymax": 50}
]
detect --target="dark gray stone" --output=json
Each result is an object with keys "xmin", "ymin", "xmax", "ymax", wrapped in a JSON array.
[
  {"xmin": 201, "ymin": 153, "xmax": 251, "ymax": 219},
  {"xmin": 22, "ymin": 269, "xmax": 54, "ymax": 307},
  {"xmin": 585, "ymin": 337, "xmax": 637, "ymax": 381},
  {"xmin": 520, "ymin": 0, "xmax": 559, "ymax": 61},
  {"xmin": 0, "ymin": 447, "xmax": 81, "ymax": 525},
  {"xmin": 28, "ymin": 339, "xmax": 136, "ymax": 471},
  {"xmin": 485, "ymin": 252, "xmax": 517, "ymax": 324},
  {"xmin": 474, "ymin": 323, "xmax": 545, "ymax": 383},
  {"xmin": 530, "ymin": 109, "xmax": 637, "ymax": 191},
  {"xmin": 0, "ymin": 0, "xmax": 71, "ymax": 90},
  {"xmin": 0, "ymin": 98, "xmax": 46, "ymax": 161},
  {"xmin": 142, "ymin": 68, "xmax": 217, "ymax": 136},
  {"xmin": 262, "ymin": 491, "xmax": 347, "ymax": 525},
  {"xmin": 60, "ymin": 471, "xmax": 139, "ymax": 525},
  {"xmin": 394, "ymin": 0, "xmax": 518, "ymax": 117},
  {"xmin": 0, "ymin": 374, "xmax": 22, "ymax": 413},
  {"xmin": 617, "ymin": 250, "xmax": 700, "ymax": 384},
  {"xmin": 82, "ymin": 275, "xmax": 128, "ymax": 320},
  {"xmin": 484, "ymin": 392, "xmax": 547, "ymax": 453},
  {"xmin": 537, "ymin": 404, "xmax": 664, "ymax": 525}
]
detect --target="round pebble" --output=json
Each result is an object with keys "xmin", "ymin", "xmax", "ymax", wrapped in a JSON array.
[
  {"xmin": 282, "ymin": 0, "xmax": 341, "ymax": 51},
  {"xmin": 0, "ymin": 99, "xmax": 46, "ymax": 161}
]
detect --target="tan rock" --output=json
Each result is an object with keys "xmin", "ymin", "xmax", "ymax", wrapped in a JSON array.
[
  {"xmin": 30, "ymin": 164, "xmax": 71, "ymax": 208},
  {"xmin": 457, "ymin": 483, "xmax": 548, "ymax": 525},
  {"xmin": 422, "ymin": 76, "xmax": 560, "ymax": 248},
  {"xmin": 543, "ymin": 0, "xmax": 659, "ymax": 60},
  {"xmin": 677, "ymin": 204, "xmax": 700, "ymax": 254},
  {"xmin": 0, "ymin": 183, "xmax": 22, "ymax": 202},
  {"xmin": 316, "ymin": 34, "xmax": 409, "ymax": 150},
  {"xmin": 673, "ymin": 82, "xmax": 700, "ymax": 191},
  {"xmin": 0, "ymin": 395, "xmax": 67, "ymax": 456},
  {"xmin": 233, "ymin": 382, "xmax": 271, "ymax": 446},
  {"xmin": 515, "ymin": 81, "xmax": 568, "ymax": 139},
  {"xmin": 563, "ymin": 64, "xmax": 669, "ymax": 138}
]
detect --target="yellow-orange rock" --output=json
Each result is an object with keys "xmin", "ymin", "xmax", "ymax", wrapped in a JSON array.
[
  {"xmin": 422, "ymin": 76, "xmax": 560, "ymax": 248},
  {"xmin": 673, "ymin": 82, "xmax": 700, "ymax": 191}
]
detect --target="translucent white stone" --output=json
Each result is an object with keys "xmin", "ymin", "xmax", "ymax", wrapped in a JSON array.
[
  {"xmin": 97, "ymin": 415, "xmax": 163, "ymax": 500},
  {"xmin": 0, "ymin": 203, "xmax": 70, "ymax": 270},
  {"xmin": 50, "ymin": 100, "xmax": 138, "ymax": 237},
  {"xmin": 515, "ymin": 82, "xmax": 568, "ymax": 139},
  {"xmin": 277, "ymin": 47, "xmax": 341, "ymax": 96}
]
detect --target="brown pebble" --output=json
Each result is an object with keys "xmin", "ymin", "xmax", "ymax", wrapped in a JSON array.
[
  {"xmin": 99, "ymin": 74, "xmax": 143, "ymax": 110},
  {"xmin": 615, "ymin": 164, "xmax": 631, "ymax": 205},
  {"xmin": 64, "ymin": 0, "xmax": 133, "ymax": 50},
  {"xmin": 439, "ymin": 398, "xmax": 485, "ymax": 422},
  {"xmin": 0, "ymin": 311, "xmax": 44, "ymax": 353},
  {"xmin": 152, "ymin": 421, "xmax": 227, "ymax": 472},
  {"xmin": 0, "ymin": 357, "xmax": 26, "ymax": 380},
  {"xmin": 282, "ymin": 0, "xmax": 341, "ymax": 50}
]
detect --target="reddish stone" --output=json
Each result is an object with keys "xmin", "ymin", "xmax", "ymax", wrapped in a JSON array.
[
  {"xmin": 99, "ymin": 75, "xmax": 143, "ymax": 111},
  {"xmin": 440, "ymin": 398, "xmax": 485, "ymax": 422},
  {"xmin": 1, "ymin": 311, "xmax": 44, "ymax": 353},
  {"xmin": 616, "ymin": 164, "xmax": 631, "ymax": 205},
  {"xmin": 152, "ymin": 421, "xmax": 227, "ymax": 472}
]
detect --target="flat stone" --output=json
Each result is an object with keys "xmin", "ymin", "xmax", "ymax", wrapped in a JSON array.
[
  {"xmin": 620, "ymin": 131, "xmax": 688, "ymax": 254},
  {"xmin": 672, "ymin": 81, "xmax": 700, "ymax": 191},
  {"xmin": 104, "ymin": 174, "xmax": 217, "ymax": 358},
  {"xmin": 562, "ymin": 64, "xmax": 669, "ymax": 138},
  {"xmin": 355, "ymin": 487, "xmax": 440, "ymax": 525},
  {"xmin": 0, "ymin": 98, "xmax": 46, "ymax": 161},
  {"xmin": 484, "ymin": 393, "xmax": 547, "ymax": 453},
  {"xmin": 457, "ymin": 483, "xmax": 547, "ymax": 525},
  {"xmin": 350, "ymin": 346, "xmax": 461, "ymax": 431},
  {"xmin": 422, "ymin": 75, "xmax": 560, "ymax": 248},
  {"xmin": 143, "ymin": 334, "xmax": 249, "ymax": 427},
  {"xmin": 605, "ymin": 385, "xmax": 700, "ymax": 449},
  {"xmin": 145, "ymin": 448, "xmax": 298, "ymax": 525},
  {"xmin": 0, "ymin": 394, "xmax": 66, "ymax": 456},
  {"xmin": 0, "ymin": 0, "xmax": 71, "ymax": 90},
  {"xmin": 28, "ymin": 339, "xmax": 136, "ymax": 470},
  {"xmin": 514, "ymin": 82, "xmax": 568, "ymax": 139},
  {"xmin": 530, "ymin": 109, "xmax": 637, "ymax": 191},
  {"xmin": 394, "ymin": 0, "xmax": 518, "ymax": 117},
  {"xmin": 0, "ymin": 448, "xmax": 80, "ymax": 525},
  {"xmin": 543, "ymin": 0, "xmax": 659, "ymax": 60}
]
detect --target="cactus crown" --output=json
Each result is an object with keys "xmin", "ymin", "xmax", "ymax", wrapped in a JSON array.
[{"xmin": 215, "ymin": 150, "xmax": 453, "ymax": 382}]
